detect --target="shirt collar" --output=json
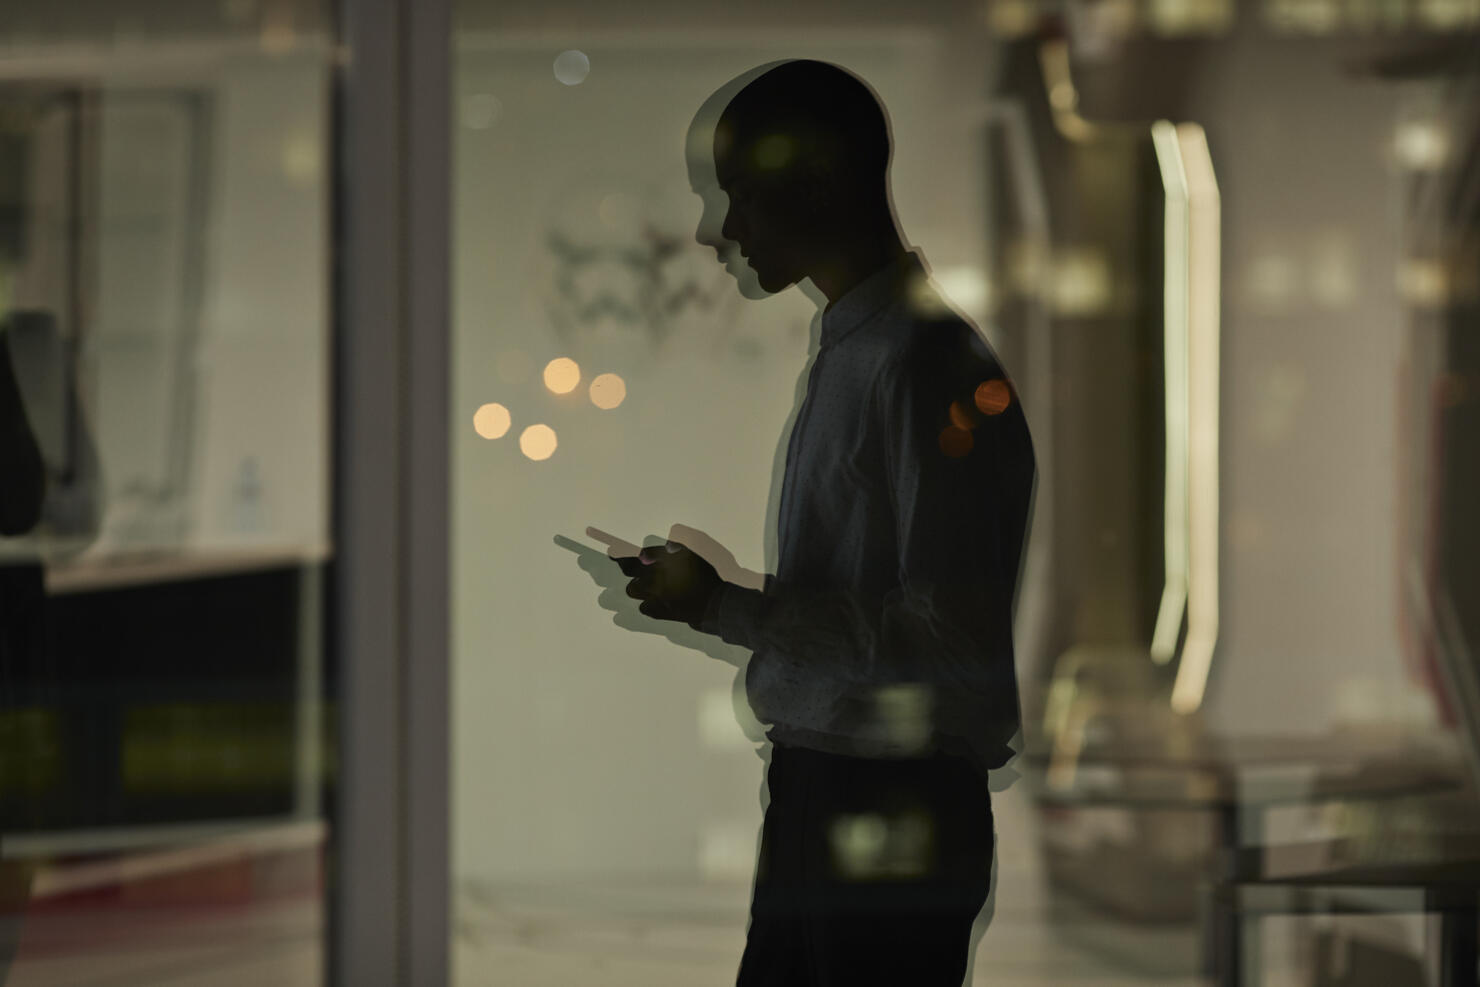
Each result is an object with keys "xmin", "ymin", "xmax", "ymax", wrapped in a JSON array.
[{"xmin": 818, "ymin": 250, "xmax": 927, "ymax": 349}]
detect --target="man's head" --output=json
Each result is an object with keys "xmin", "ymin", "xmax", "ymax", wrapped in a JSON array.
[{"xmin": 689, "ymin": 60, "xmax": 896, "ymax": 295}]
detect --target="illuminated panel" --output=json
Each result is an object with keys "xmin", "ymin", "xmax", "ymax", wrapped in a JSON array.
[
  {"xmin": 1171, "ymin": 123, "xmax": 1222, "ymax": 715},
  {"xmin": 1037, "ymin": 40, "xmax": 1099, "ymax": 144},
  {"xmin": 1150, "ymin": 120, "xmax": 1191, "ymax": 666}
]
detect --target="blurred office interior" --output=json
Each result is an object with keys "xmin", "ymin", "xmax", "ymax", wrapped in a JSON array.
[{"xmin": 0, "ymin": 0, "xmax": 1476, "ymax": 984}]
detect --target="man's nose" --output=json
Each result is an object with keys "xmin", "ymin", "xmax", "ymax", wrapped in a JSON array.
[
  {"xmin": 695, "ymin": 214, "xmax": 721, "ymax": 250},
  {"xmin": 720, "ymin": 208, "xmax": 740, "ymax": 247},
  {"xmin": 693, "ymin": 193, "xmax": 729, "ymax": 249}
]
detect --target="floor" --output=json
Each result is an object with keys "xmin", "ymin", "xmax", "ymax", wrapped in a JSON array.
[
  {"xmin": 451, "ymin": 783, "xmax": 1217, "ymax": 986},
  {"xmin": 0, "ymin": 787, "xmax": 1363, "ymax": 985}
]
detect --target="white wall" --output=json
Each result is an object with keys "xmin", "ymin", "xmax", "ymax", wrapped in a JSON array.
[
  {"xmin": 5, "ymin": 47, "xmax": 334, "ymax": 559},
  {"xmin": 186, "ymin": 52, "xmax": 329, "ymax": 554}
]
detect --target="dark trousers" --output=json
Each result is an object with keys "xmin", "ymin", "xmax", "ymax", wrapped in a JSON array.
[{"xmin": 736, "ymin": 744, "xmax": 995, "ymax": 987}]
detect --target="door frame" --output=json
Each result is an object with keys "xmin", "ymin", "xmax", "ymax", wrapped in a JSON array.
[{"xmin": 331, "ymin": 0, "xmax": 451, "ymax": 982}]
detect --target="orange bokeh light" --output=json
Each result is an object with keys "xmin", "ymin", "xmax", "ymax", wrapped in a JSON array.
[
  {"xmin": 974, "ymin": 379, "xmax": 1011, "ymax": 416},
  {"xmin": 939, "ymin": 426, "xmax": 973, "ymax": 458}
]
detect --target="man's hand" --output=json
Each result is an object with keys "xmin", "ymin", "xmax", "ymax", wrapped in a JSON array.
[{"xmin": 618, "ymin": 539, "xmax": 723, "ymax": 626}]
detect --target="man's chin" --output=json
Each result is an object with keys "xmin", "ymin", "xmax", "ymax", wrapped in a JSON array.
[
  {"xmin": 748, "ymin": 260, "xmax": 800, "ymax": 296},
  {"xmin": 723, "ymin": 259, "xmax": 779, "ymax": 300},
  {"xmin": 755, "ymin": 270, "xmax": 794, "ymax": 294}
]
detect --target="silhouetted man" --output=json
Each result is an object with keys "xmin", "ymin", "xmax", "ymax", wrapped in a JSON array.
[{"xmin": 617, "ymin": 60, "xmax": 1036, "ymax": 985}]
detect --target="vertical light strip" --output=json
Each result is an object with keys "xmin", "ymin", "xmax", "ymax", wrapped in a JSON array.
[
  {"xmin": 1150, "ymin": 121, "xmax": 1190, "ymax": 665},
  {"xmin": 1037, "ymin": 39, "xmax": 1100, "ymax": 143},
  {"xmin": 1171, "ymin": 123, "xmax": 1221, "ymax": 715}
]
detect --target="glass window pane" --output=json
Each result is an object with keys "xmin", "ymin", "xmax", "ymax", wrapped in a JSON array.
[
  {"xmin": 2, "ymin": 5, "xmax": 333, "ymax": 984},
  {"xmin": 453, "ymin": 5, "xmax": 1480, "ymax": 986}
]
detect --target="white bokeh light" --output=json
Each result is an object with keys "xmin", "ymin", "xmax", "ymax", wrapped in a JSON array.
[
  {"xmin": 553, "ymin": 50, "xmax": 590, "ymax": 86},
  {"xmin": 1393, "ymin": 120, "xmax": 1450, "ymax": 172}
]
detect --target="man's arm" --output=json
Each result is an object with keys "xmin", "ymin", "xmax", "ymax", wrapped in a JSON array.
[{"xmin": 697, "ymin": 328, "xmax": 1033, "ymax": 745}]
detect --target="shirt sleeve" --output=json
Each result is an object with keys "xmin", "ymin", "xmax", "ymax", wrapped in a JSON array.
[{"xmin": 699, "ymin": 326, "xmax": 1032, "ymax": 752}]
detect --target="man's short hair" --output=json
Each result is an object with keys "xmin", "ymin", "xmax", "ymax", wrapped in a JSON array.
[{"xmin": 714, "ymin": 60, "xmax": 891, "ymax": 190}]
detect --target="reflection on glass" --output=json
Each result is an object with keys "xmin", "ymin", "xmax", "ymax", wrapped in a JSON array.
[
  {"xmin": 453, "ymin": 5, "xmax": 1480, "ymax": 986},
  {"xmin": 472, "ymin": 402, "xmax": 511, "ymax": 439},
  {"xmin": 587, "ymin": 371, "xmax": 625, "ymax": 410},
  {"xmin": 541, "ymin": 356, "xmax": 580, "ymax": 394},
  {"xmin": 553, "ymin": 50, "xmax": 590, "ymax": 87},
  {"xmin": 1, "ymin": 5, "xmax": 332, "ymax": 984},
  {"xmin": 518, "ymin": 422, "xmax": 557, "ymax": 460}
]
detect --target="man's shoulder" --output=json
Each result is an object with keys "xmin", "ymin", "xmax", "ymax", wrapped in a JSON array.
[
  {"xmin": 880, "ymin": 299, "xmax": 1033, "ymax": 461},
  {"xmin": 884, "ymin": 304, "xmax": 1005, "ymax": 395}
]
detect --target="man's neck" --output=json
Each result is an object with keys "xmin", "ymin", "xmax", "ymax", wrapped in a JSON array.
[{"xmin": 813, "ymin": 235, "xmax": 909, "ymax": 309}]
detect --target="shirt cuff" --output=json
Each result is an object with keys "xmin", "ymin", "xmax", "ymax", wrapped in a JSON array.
[{"xmin": 697, "ymin": 582, "xmax": 770, "ymax": 649}]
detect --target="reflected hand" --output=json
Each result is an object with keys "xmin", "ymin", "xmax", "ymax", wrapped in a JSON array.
[
  {"xmin": 619, "ymin": 538, "xmax": 722, "ymax": 627},
  {"xmin": 554, "ymin": 530, "xmax": 752, "ymax": 669},
  {"xmin": 664, "ymin": 523, "xmax": 765, "ymax": 591}
]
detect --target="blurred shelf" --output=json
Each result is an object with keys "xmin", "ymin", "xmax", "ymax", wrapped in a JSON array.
[
  {"xmin": 44, "ymin": 544, "xmax": 330, "ymax": 594},
  {"xmin": 3, "ymin": 815, "xmax": 324, "ymax": 867}
]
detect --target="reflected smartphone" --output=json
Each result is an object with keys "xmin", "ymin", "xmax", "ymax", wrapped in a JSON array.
[
  {"xmin": 583, "ymin": 526, "xmax": 645, "ymax": 560},
  {"xmin": 552, "ymin": 527, "xmax": 651, "ymax": 565}
]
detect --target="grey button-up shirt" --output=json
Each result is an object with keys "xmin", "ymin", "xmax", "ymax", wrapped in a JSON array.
[{"xmin": 702, "ymin": 252, "xmax": 1036, "ymax": 770}]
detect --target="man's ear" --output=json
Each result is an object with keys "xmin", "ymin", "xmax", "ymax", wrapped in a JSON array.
[{"xmin": 797, "ymin": 168, "xmax": 839, "ymax": 218}]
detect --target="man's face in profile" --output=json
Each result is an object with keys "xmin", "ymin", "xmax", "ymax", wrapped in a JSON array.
[
  {"xmin": 690, "ymin": 61, "xmax": 891, "ymax": 302},
  {"xmin": 689, "ymin": 173, "xmax": 759, "ymax": 297},
  {"xmin": 713, "ymin": 164, "xmax": 807, "ymax": 295},
  {"xmin": 688, "ymin": 146, "xmax": 776, "ymax": 300},
  {"xmin": 691, "ymin": 116, "xmax": 821, "ymax": 298}
]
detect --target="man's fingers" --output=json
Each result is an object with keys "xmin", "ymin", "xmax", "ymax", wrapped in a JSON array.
[
  {"xmin": 638, "ymin": 599, "xmax": 674, "ymax": 620},
  {"xmin": 625, "ymin": 576, "xmax": 653, "ymax": 600},
  {"xmin": 667, "ymin": 523, "xmax": 702, "ymax": 545},
  {"xmin": 613, "ymin": 554, "xmax": 644, "ymax": 577},
  {"xmin": 640, "ymin": 542, "xmax": 687, "ymax": 563}
]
